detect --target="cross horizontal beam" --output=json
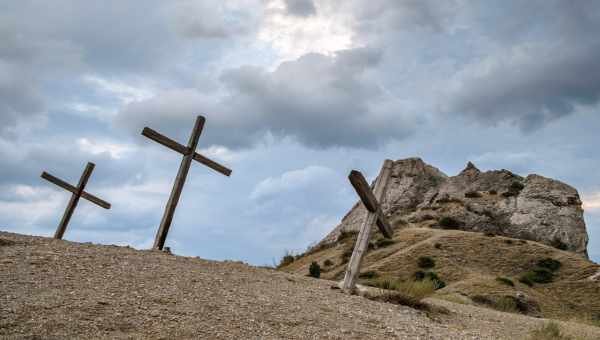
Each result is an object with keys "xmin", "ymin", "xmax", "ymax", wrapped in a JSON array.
[
  {"xmin": 141, "ymin": 127, "xmax": 232, "ymax": 177},
  {"xmin": 41, "ymin": 172, "xmax": 111, "ymax": 209},
  {"xmin": 348, "ymin": 170, "xmax": 393, "ymax": 238}
]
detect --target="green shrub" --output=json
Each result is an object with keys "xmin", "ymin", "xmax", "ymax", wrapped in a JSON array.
[
  {"xmin": 537, "ymin": 258, "xmax": 561, "ymax": 272},
  {"xmin": 414, "ymin": 271, "xmax": 445, "ymax": 289},
  {"xmin": 439, "ymin": 216, "xmax": 461, "ymax": 229},
  {"xmin": 502, "ymin": 182, "xmax": 525, "ymax": 198},
  {"xmin": 520, "ymin": 268, "xmax": 554, "ymax": 285},
  {"xmin": 519, "ymin": 276, "xmax": 534, "ymax": 287},
  {"xmin": 434, "ymin": 243, "xmax": 442, "ymax": 249},
  {"xmin": 551, "ymin": 238, "xmax": 568, "ymax": 251},
  {"xmin": 375, "ymin": 238, "xmax": 395, "ymax": 248},
  {"xmin": 511, "ymin": 181, "xmax": 525, "ymax": 191},
  {"xmin": 473, "ymin": 295, "xmax": 530, "ymax": 314},
  {"xmin": 505, "ymin": 239, "xmax": 513, "ymax": 244},
  {"xmin": 417, "ymin": 256, "xmax": 435, "ymax": 269},
  {"xmin": 496, "ymin": 277, "xmax": 515, "ymax": 286},
  {"xmin": 323, "ymin": 259, "xmax": 334, "ymax": 267},
  {"xmin": 364, "ymin": 278, "xmax": 396, "ymax": 290},
  {"xmin": 489, "ymin": 190, "xmax": 497, "ymax": 195},
  {"xmin": 359, "ymin": 271, "xmax": 379, "ymax": 279},
  {"xmin": 308, "ymin": 261, "xmax": 321, "ymax": 278},
  {"xmin": 278, "ymin": 253, "xmax": 295, "ymax": 268}
]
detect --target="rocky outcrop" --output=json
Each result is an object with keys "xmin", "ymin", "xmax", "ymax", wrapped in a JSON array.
[{"xmin": 320, "ymin": 158, "xmax": 589, "ymax": 257}]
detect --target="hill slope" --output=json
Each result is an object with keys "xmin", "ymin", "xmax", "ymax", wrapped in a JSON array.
[
  {"xmin": 280, "ymin": 227, "xmax": 600, "ymax": 323},
  {"xmin": 2, "ymin": 232, "xmax": 600, "ymax": 339}
]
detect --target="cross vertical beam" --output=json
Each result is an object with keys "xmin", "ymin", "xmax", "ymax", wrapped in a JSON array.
[
  {"xmin": 152, "ymin": 116, "xmax": 205, "ymax": 250},
  {"xmin": 342, "ymin": 159, "xmax": 394, "ymax": 291}
]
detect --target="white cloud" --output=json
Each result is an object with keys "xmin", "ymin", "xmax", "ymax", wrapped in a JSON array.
[
  {"xmin": 260, "ymin": 0, "xmax": 354, "ymax": 62},
  {"xmin": 250, "ymin": 165, "xmax": 336, "ymax": 200},
  {"xmin": 77, "ymin": 138, "xmax": 135, "ymax": 160},
  {"xmin": 83, "ymin": 75, "xmax": 155, "ymax": 104},
  {"xmin": 583, "ymin": 192, "xmax": 600, "ymax": 211}
]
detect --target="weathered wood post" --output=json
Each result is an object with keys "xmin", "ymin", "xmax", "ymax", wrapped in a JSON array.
[
  {"xmin": 141, "ymin": 115, "xmax": 232, "ymax": 251},
  {"xmin": 41, "ymin": 162, "xmax": 111, "ymax": 239},
  {"xmin": 341, "ymin": 159, "xmax": 394, "ymax": 292}
]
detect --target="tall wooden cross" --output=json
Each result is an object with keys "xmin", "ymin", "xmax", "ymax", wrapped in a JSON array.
[
  {"xmin": 41, "ymin": 162, "xmax": 111, "ymax": 240},
  {"xmin": 341, "ymin": 159, "xmax": 394, "ymax": 291},
  {"xmin": 141, "ymin": 115, "xmax": 232, "ymax": 251}
]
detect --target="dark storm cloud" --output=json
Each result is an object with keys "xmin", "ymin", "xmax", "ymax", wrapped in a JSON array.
[
  {"xmin": 446, "ymin": 1, "xmax": 600, "ymax": 130},
  {"xmin": 115, "ymin": 47, "xmax": 419, "ymax": 149},
  {"xmin": 284, "ymin": 0, "xmax": 317, "ymax": 17},
  {"xmin": 449, "ymin": 43, "xmax": 600, "ymax": 130},
  {"xmin": 0, "ymin": 0, "xmax": 260, "ymax": 135}
]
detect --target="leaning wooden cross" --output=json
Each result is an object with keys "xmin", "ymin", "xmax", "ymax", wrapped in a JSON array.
[
  {"xmin": 142, "ymin": 115, "xmax": 232, "ymax": 251},
  {"xmin": 341, "ymin": 159, "xmax": 394, "ymax": 291},
  {"xmin": 41, "ymin": 162, "xmax": 111, "ymax": 240}
]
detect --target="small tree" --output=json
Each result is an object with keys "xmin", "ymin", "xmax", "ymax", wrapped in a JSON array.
[{"xmin": 309, "ymin": 261, "xmax": 321, "ymax": 278}]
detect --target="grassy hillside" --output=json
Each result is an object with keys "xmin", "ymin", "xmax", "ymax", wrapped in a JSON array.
[{"xmin": 279, "ymin": 226, "xmax": 600, "ymax": 323}]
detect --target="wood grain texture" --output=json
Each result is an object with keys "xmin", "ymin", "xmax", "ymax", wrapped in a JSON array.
[
  {"xmin": 342, "ymin": 159, "xmax": 394, "ymax": 291},
  {"xmin": 143, "ymin": 115, "xmax": 233, "ymax": 250},
  {"xmin": 152, "ymin": 116, "xmax": 204, "ymax": 250},
  {"xmin": 41, "ymin": 162, "xmax": 111, "ymax": 239},
  {"xmin": 53, "ymin": 162, "xmax": 94, "ymax": 240},
  {"xmin": 41, "ymin": 172, "xmax": 111, "ymax": 209}
]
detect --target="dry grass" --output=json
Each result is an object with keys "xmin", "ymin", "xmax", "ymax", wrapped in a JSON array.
[
  {"xmin": 527, "ymin": 322, "xmax": 572, "ymax": 340},
  {"xmin": 364, "ymin": 279, "xmax": 437, "ymax": 311},
  {"xmin": 277, "ymin": 227, "xmax": 600, "ymax": 322}
]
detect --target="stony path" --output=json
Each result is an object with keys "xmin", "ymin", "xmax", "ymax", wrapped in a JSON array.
[{"xmin": 1, "ymin": 232, "xmax": 598, "ymax": 339}]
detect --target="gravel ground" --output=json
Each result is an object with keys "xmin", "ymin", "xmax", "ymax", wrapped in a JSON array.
[{"xmin": 1, "ymin": 232, "xmax": 599, "ymax": 339}]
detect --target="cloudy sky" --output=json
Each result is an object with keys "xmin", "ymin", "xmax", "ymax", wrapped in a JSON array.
[{"xmin": 1, "ymin": 0, "xmax": 599, "ymax": 264}]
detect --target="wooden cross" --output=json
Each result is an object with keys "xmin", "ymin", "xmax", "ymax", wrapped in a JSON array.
[
  {"xmin": 341, "ymin": 159, "xmax": 394, "ymax": 291},
  {"xmin": 41, "ymin": 162, "xmax": 111, "ymax": 240},
  {"xmin": 141, "ymin": 115, "xmax": 232, "ymax": 251}
]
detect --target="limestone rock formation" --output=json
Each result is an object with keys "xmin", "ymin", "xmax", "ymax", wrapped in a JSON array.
[{"xmin": 321, "ymin": 158, "xmax": 589, "ymax": 257}]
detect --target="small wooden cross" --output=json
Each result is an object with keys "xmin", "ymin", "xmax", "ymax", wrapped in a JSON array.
[
  {"xmin": 41, "ymin": 162, "xmax": 111, "ymax": 240},
  {"xmin": 341, "ymin": 159, "xmax": 394, "ymax": 291},
  {"xmin": 142, "ymin": 115, "xmax": 232, "ymax": 251}
]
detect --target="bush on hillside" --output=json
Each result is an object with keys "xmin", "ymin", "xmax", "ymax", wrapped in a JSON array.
[
  {"xmin": 520, "ymin": 267, "xmax": 554, "ymax": 285},
  {"xmin": 417, "ymin": 256, "xmax": 435, "ymax": 269},
  {"xmin": 359, "ymin": 271, "xmax": 379, "ymax": 279},
  {"xmin": 323, "ymin": 259, "xmax": 334, "ymax": 267},
  {"xmin": 519, "ymin": 276, "xmax": 534, "ymax": 287},
  {"xmin": 438, "ymin": 216, "xmax": 462, "ymax": 229},
  {"xmin": 278, "ymin": 253, "xmax": 295, "ymax": 268},
  {"xmin": 537, "ymin": 258, "xmax": 561, "ymax": 272},
  {"xmin": 510, "ymin": 181, "xmax": 525, "ymax": 191},
  {"xmin": 495, "ymin": 277, "xmax": 515, "ymax": 287},
  {"xmin": 308, "ymin": 261, "xmax": 321, "ymax": 278},
  {"xmin": 375, "ymin": 238, "xmax": 395, "ymax": 248},
  {"xmin": 414, "ymin": 270, "xmax": 446, "ymax": 289}
]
